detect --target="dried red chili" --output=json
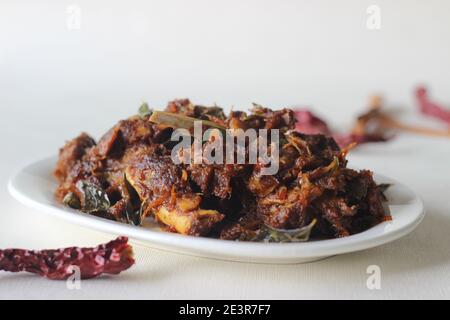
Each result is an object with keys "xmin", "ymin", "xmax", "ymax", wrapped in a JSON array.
[
  {"xmin": 294, "ymin": 109, "xmax": 332, "ymax": 135},
  {"xmin": 294, "ymin": 103, "xmax": 390, "ymax": 148},
  {"xmin": 416, "ymin": 86, "xmax": 450, "ymax": 124},
  {"xmin": 294, "ymin": 90, "xmax": 450, "ymax": 147},
  {"xmin": 333, "ymin": 132, "xmax": 388, "ymax": 148},
  {"xmin": 0, "ymin": 236, "xmax": 134, "ymax": 280}
]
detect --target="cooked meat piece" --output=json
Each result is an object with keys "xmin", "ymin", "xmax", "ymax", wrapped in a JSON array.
[
  {"xmin": 54, "ymin": 153, "xmax": 103, "ymax": 203},
  {"xmin": 188, "ymin": 164, "xmax": 214, "ymax": 194},
  {"xmin": 187, "ymin": 164, "xmax": 238, "ymax": 199},
  {"xmin": 247, "ymin": 173, "xmax": 279, "ymax": 197},
  {"xmin": 255, "ymin": 179, "xmax": 323, "ymax": 229},
  {"xmin": 107, "ymin": 198, "xmax": 128, "ymax": 220},
  {"xmin": 166, "ymin": 99, "xmax": 194, "ymax": 116},
  {"xmin": 193, "ymin": 105, "xmax": 226, "ymax": 122},
  {"xmin": 219, "ymin": 212, "xmax": 261, "ymax": 240},
  {"xmin": 54, "ymin": 133, "xmax": 95, "ymax": 182},
  {"xmin": 124, "ymin": 149, "xmax": 224, "ymax": 235},
  {"xmin": 155, "ymin": 206, "xmax": 224, "ymax": 236},
  {"xmin": 250, "ymin": 105, "xmax": 296, "ymax": 131},
  {"xmin": 94, "ymin": 116, "xmax": 155, "ymax": 159},
  {"xmin": 286, "ymin": 131, "xmax": 342, "ymax": 172},
  {"xmin": 165, "ymin": 98, "xmax": 227, "ymax": 127},
  {"xmin": 124, "ymin": 147, "xmax": 188, "ymax": 200},
  {"xmin": 226, "ymin": 106, "xmax": 295, "ymax": 131},
  {"xmin": 313, "ymin": 194, "xmax": 355, "ymax": 237}
]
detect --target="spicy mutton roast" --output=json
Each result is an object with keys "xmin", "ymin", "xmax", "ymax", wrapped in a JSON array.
[{"xmin": 54, "ymin": 99, "xmax": 388, "ymax": 241}]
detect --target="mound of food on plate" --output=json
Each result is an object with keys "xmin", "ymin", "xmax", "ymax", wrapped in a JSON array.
[{"xmin": 54, "ymin": 99, "xmax": 389, "ymax": 242}]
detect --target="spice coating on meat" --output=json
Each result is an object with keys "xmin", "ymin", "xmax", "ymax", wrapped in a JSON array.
[{"xmin": 54, "ymin": 132, "xmax": 96, "ymax": 182}]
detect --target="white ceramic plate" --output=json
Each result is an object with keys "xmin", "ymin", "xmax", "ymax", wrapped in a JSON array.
[{"xmin": 8, "ymin": 156, "xmax": 424, "ymax": 264}]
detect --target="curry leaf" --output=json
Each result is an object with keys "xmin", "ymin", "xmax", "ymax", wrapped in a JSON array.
[
  {"xmin": 76, "ymin": 180, "xmax": 110, "ymax": 213},
  {"xmin": 62, "ymin": 192, "xmax": 81, "ymax": 209},
  {"xmin": 377, "ymin": 183, "xmax": 392, "ymax": 201},
  {"xmin": 125, "ymin": 202, "xmax": 142, "ymax": 226},
  {"xmin": 122, "ymin": 173, "xmax": 144, "ymax": 226},
  {"xmin": 138, "ymin": 102, "xmax": 152, "ymax": 118}
]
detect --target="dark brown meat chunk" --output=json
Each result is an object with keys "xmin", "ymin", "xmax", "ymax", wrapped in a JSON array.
[
  {"xmin": 54, "ymin": 133, "xmax": 95, "ymax": 182},
  {"xmin": 227, "ymin": 106, "xmax": 295, "ymax": 131}
]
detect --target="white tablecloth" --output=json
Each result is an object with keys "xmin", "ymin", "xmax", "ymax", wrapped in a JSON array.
[{"xmin": 1, "ymin": 0, "xmax": 450, "ymax": 299}]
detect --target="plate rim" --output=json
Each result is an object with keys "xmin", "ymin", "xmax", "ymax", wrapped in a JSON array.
[{"xmin": 7, "ymin": 155, "xmax": 425, "ymax": 263}]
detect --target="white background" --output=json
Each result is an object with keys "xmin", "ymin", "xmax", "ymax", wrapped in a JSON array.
[{"xmin": 0, "ymin": 0, "xmax": 449, "ymax": 299}]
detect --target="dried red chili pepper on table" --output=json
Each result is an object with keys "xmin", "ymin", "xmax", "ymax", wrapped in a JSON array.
[
  {"xmin": 416, "ymin": 86, "xmax": 450, "ymax": 124},
  {"xmin": 0, "ymin": 236, "xmax": 134, "ymax": 280},
  {"xmin": 295, "ymin": 91, "xmax": 450, "ymax": 148},
  {"xmin": 294, "ymin": 109, "xmax": 332, "ymax": 135}
]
